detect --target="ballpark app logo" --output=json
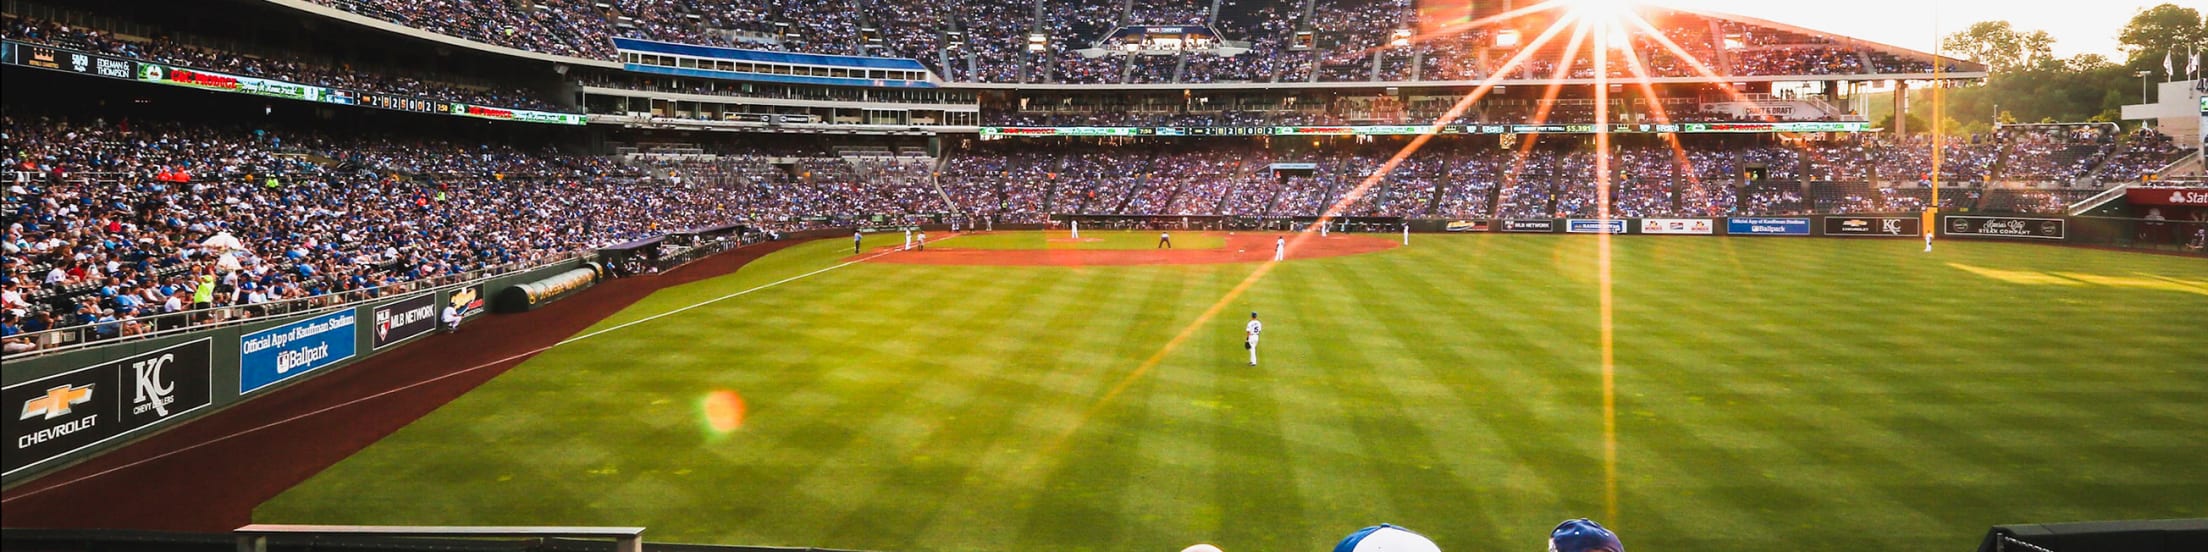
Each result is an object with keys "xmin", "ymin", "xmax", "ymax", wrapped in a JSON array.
[{"xmin": 19, "ymin": 385, "xmax": 92, "ymax": 420}]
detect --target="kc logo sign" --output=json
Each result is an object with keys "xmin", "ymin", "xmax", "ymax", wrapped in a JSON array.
[{"xmin": 132, "ymin": 354, "xmax": 178, "ymax": 417}]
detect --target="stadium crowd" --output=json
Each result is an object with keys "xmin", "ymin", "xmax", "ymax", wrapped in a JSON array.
[
  {"xmin": 289, "ymin": 0, "xmax": 1963, "ymax": 84},
  {"xmin": 5, "ymin": 108, "xmax": 2181, "ymax": 349}
]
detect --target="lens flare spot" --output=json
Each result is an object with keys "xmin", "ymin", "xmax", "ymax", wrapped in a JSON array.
[{"xmin": 702, "ymin": 389, "xmax": 747, "ymax": 433}]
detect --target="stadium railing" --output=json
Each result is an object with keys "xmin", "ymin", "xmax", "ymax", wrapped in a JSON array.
[{"xmin": 3, "ymin": 251, "xmax": 591, "ymax": 361}]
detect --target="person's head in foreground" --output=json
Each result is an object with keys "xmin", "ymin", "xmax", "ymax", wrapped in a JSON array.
[
  {"xmin": 1333, "ymin": 523, "xmax": 1440, "ymax": 552},
  {"xmin": 1549, "ymin": 518, "xmax": 1623, "ymax": 552}
]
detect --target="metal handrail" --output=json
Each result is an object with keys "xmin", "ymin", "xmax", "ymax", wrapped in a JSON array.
[{"xmin": 3, "ymin": 250, "xmax": 587, "ymax": 361}]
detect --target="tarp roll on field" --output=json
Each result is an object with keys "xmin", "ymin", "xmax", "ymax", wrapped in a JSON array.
[{"xmin": 497, "ymin": 264, "xmax": 603, "ymax": 313}]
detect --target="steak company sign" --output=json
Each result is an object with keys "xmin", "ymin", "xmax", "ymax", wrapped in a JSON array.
[
  {"xmin": 1944, "ymin": 216, "xmax": 2066, "ymax": 240},
  {"xmin": 3, "ymin": 339, "xmax": 213, "ymax": 475}
]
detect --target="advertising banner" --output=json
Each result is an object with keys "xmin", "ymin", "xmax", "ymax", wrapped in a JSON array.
[
  {"xmin": 1566, "ymin": 219, "xmax": 1628, "ymax": 234},
  {"xmin": 371, "ymin": 293, "xmax": 439, "ymax": 350},
  {"xmin": 1825, "ymin": 216, "xmax": 1921, "ymax": 236},
  {"xmin": 6, "ymin": 41, "xmax": 135, "ymax": 80},
  {"xmin": 1727, "ymin": 217, "xmax": 1812, "ymax": 235},
  {"xmin": 136, "ymin": 63, "xmax": 326, "ymax": 102},
  {"xmin": 4, "ymin": 339, "xmax": 213, "ymax": 475},
  {"xmin": 240, "ymin": 310, "xmax": 359, "ymax": 394},
  {"xmin": 1444, "ymin": 220, "xmax": 1491, "ymax": 232},
  {"xmin": 1638, "ymin": 218, "xmax": 1716, "ymax": 235},
  {"xmin": 1501, "ymin": 219, "xmax": 1556, "ymax": 233},
  {"xmin": 449, "ymin": 284, "xmax": 487, "ymax": 319},
  {"xmin": 1944, "ymin": 216, "xmax": 2067, "ymax": 240},
  {"xmin": 452, "ymin": 104, "xmax": 588, "ymax": 125},
  {"xmin": 2125, "ymin": 188, "xmax": 2208, "ymax": 206}
]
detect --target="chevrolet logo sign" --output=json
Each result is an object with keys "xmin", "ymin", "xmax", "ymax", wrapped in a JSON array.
[{"xmin": 21, "ymin": 384, "xmax": 94, "ymax": 420}]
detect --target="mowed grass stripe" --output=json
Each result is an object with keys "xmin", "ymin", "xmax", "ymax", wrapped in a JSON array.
[{"xmin": 259, "ymin": 234, "xmax": 2208, "ymax": 552}]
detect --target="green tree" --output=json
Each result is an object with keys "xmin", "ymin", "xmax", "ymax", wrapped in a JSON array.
[
  {"xmin": 2117, "ymin": 4, "xmax": 2207, "ymax": 76},
  {"xmin": 1942, "ymin": 20, "xmax": 2058, "ymax": 73}
]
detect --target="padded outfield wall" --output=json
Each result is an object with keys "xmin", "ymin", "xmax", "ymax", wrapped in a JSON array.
[{"xmin": 1, "ymin": 258, "xmax": 590, "ymax": 487}]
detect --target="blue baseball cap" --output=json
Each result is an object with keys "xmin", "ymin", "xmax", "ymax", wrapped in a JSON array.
[
  {"xmin": 1550, "ymin": 519, "xmax": 1622, "ymax": 552},
  {"xmin": 1334, "ymin": 524, "xmax": 1439, "ymax": 552}
]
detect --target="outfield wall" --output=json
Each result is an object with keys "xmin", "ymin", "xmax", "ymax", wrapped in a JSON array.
[
  {"xmin": 1043, "ymin": 213, "xmax": 2197, "ymax": 253},
  {"xmin": 0, "ymin": 258, "xmax": 590, "ymax": 487}
]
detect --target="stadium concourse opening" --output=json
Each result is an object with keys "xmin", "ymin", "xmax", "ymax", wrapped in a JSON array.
[{"xmin": 853, "ymin": 231, "xmax": 1402, "ymax": 266}]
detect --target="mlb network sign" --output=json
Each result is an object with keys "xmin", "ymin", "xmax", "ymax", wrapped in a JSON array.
[
  {"xmin": 371, "ymin": 293, "xmax": 438, "ymax": 350},
  {"xmin": 1727, "ymin": 217, "xmax": 1811, "ymax": 235},
  {"xmin": 3, "ymin": 339, "xmax": 212, "ymax": 475},
  {"xmin": 240, "ymin": 310, "xmax": 358, "ymax": 394}
]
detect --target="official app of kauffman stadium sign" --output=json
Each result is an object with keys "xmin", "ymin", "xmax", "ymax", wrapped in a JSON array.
[{"xmin": 239, "ymin": 310, "xmax": 359, "ymax": 394}]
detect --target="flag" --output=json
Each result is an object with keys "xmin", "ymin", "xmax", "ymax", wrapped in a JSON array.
[
  {"xmin": 2191, "ymin": 45, "xmax": 2200, "ymax": 79},
  {"xmin": 2167, "ymin": 48, "xmax": 2177, "ymax": 79}
]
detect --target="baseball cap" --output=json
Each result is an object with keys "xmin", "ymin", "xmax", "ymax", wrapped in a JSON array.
[
  {"xmin": 1549, "ymin": 519, "xmax": 1622, "ymax": 552},
  {"xmin": 1334, "ymin": 524, "xmax": 1440, "ymax": 552}
]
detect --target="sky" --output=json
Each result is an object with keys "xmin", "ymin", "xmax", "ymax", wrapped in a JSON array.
[{"xmin": 1655, "ymin": 0, "xmax": 2171, "ymax": 60}]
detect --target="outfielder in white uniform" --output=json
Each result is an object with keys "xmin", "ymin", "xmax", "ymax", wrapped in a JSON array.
[
  {"xmin": 1245, "ymin": 312, "xmax": 1263, "ymax": 366},
  {"xmin": 1273, "ymin": 236, "xmax": 1285, "ymax": 261}
]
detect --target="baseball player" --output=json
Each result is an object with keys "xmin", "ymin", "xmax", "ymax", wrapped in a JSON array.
[
  {"xmin": 854, "ymin": 230, "xmax": 862, "ymax": 254},
  {"xmin": 1550, "ymin": 518, "xmax": 1624, "ymax": 552},
  {"xmin": 1158, "ymin": 231, "xmax": 1173, "ymax": 249},
  {"xmin": 1244, "ymin": 312, "xmax": 1263, "ymax": 366},
  {"xmin": 1273, "ymin": 236, "xmax": 1285, "ymax": 261},
  {"xmin": 903, "ymin": 229, "xmax": 913, "ymax": 251},
  {"xmin": 1320, "ymin": 221, "xmax": 1328, "ymax": 237},
  {"xmin": 917, "ymin": 230, "xmax": 927, "ymax": 251},
  {"xmin": 1923, "ymin": 229, "xmax": 1933, "ymax": 253}
]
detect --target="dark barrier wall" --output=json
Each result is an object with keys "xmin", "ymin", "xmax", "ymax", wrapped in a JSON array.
[
  {"xmin": 1977, "ymin": 518, "xmax": 2208, "ymax": 552},
  {"xmin": 0, "ymin": 258, "xmax": 585, "ymax": 486}
]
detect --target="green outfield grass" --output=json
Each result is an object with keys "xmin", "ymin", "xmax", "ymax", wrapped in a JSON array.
[
  {"xmin": 259, "ymin": 233, "xmax": 2208, "ymax": 552},
  {"xmin": 933, "ymin": 229, "xmax": 1227, "ymax": 250}
]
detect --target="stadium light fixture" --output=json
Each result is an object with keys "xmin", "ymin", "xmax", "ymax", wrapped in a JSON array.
[
  {"xmin": 1563, "ymin": 0, "xmax": 1636, "ymax": 23},
  {"xmin": 1494, "ymin": 29, "xmax": 1522, "ymax": 48}
]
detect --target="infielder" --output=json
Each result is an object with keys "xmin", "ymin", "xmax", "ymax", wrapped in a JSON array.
[
  {"xmin": 1158, "ymin": 231, "xmax": 1173, "ymax": 249},
  {"xmin": 917, "ymin": 230, "xmax": 927, "ymax": 251},
  {"xmin": 1320, "ymin": 221, "xmax": 1329, "ymax": 237},
  {"xmin": 1273, "ymin": 236, "xmax": 1285, "ymax": 261},
  {"xmin": 1244, "ymin": 312, "xmax": 1263, "ymax": 366}
]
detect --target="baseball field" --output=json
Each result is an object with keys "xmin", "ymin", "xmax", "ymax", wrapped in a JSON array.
[{"xmin": 256, "ymin": 231, "xmax": 2208, "ymax": 552}]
